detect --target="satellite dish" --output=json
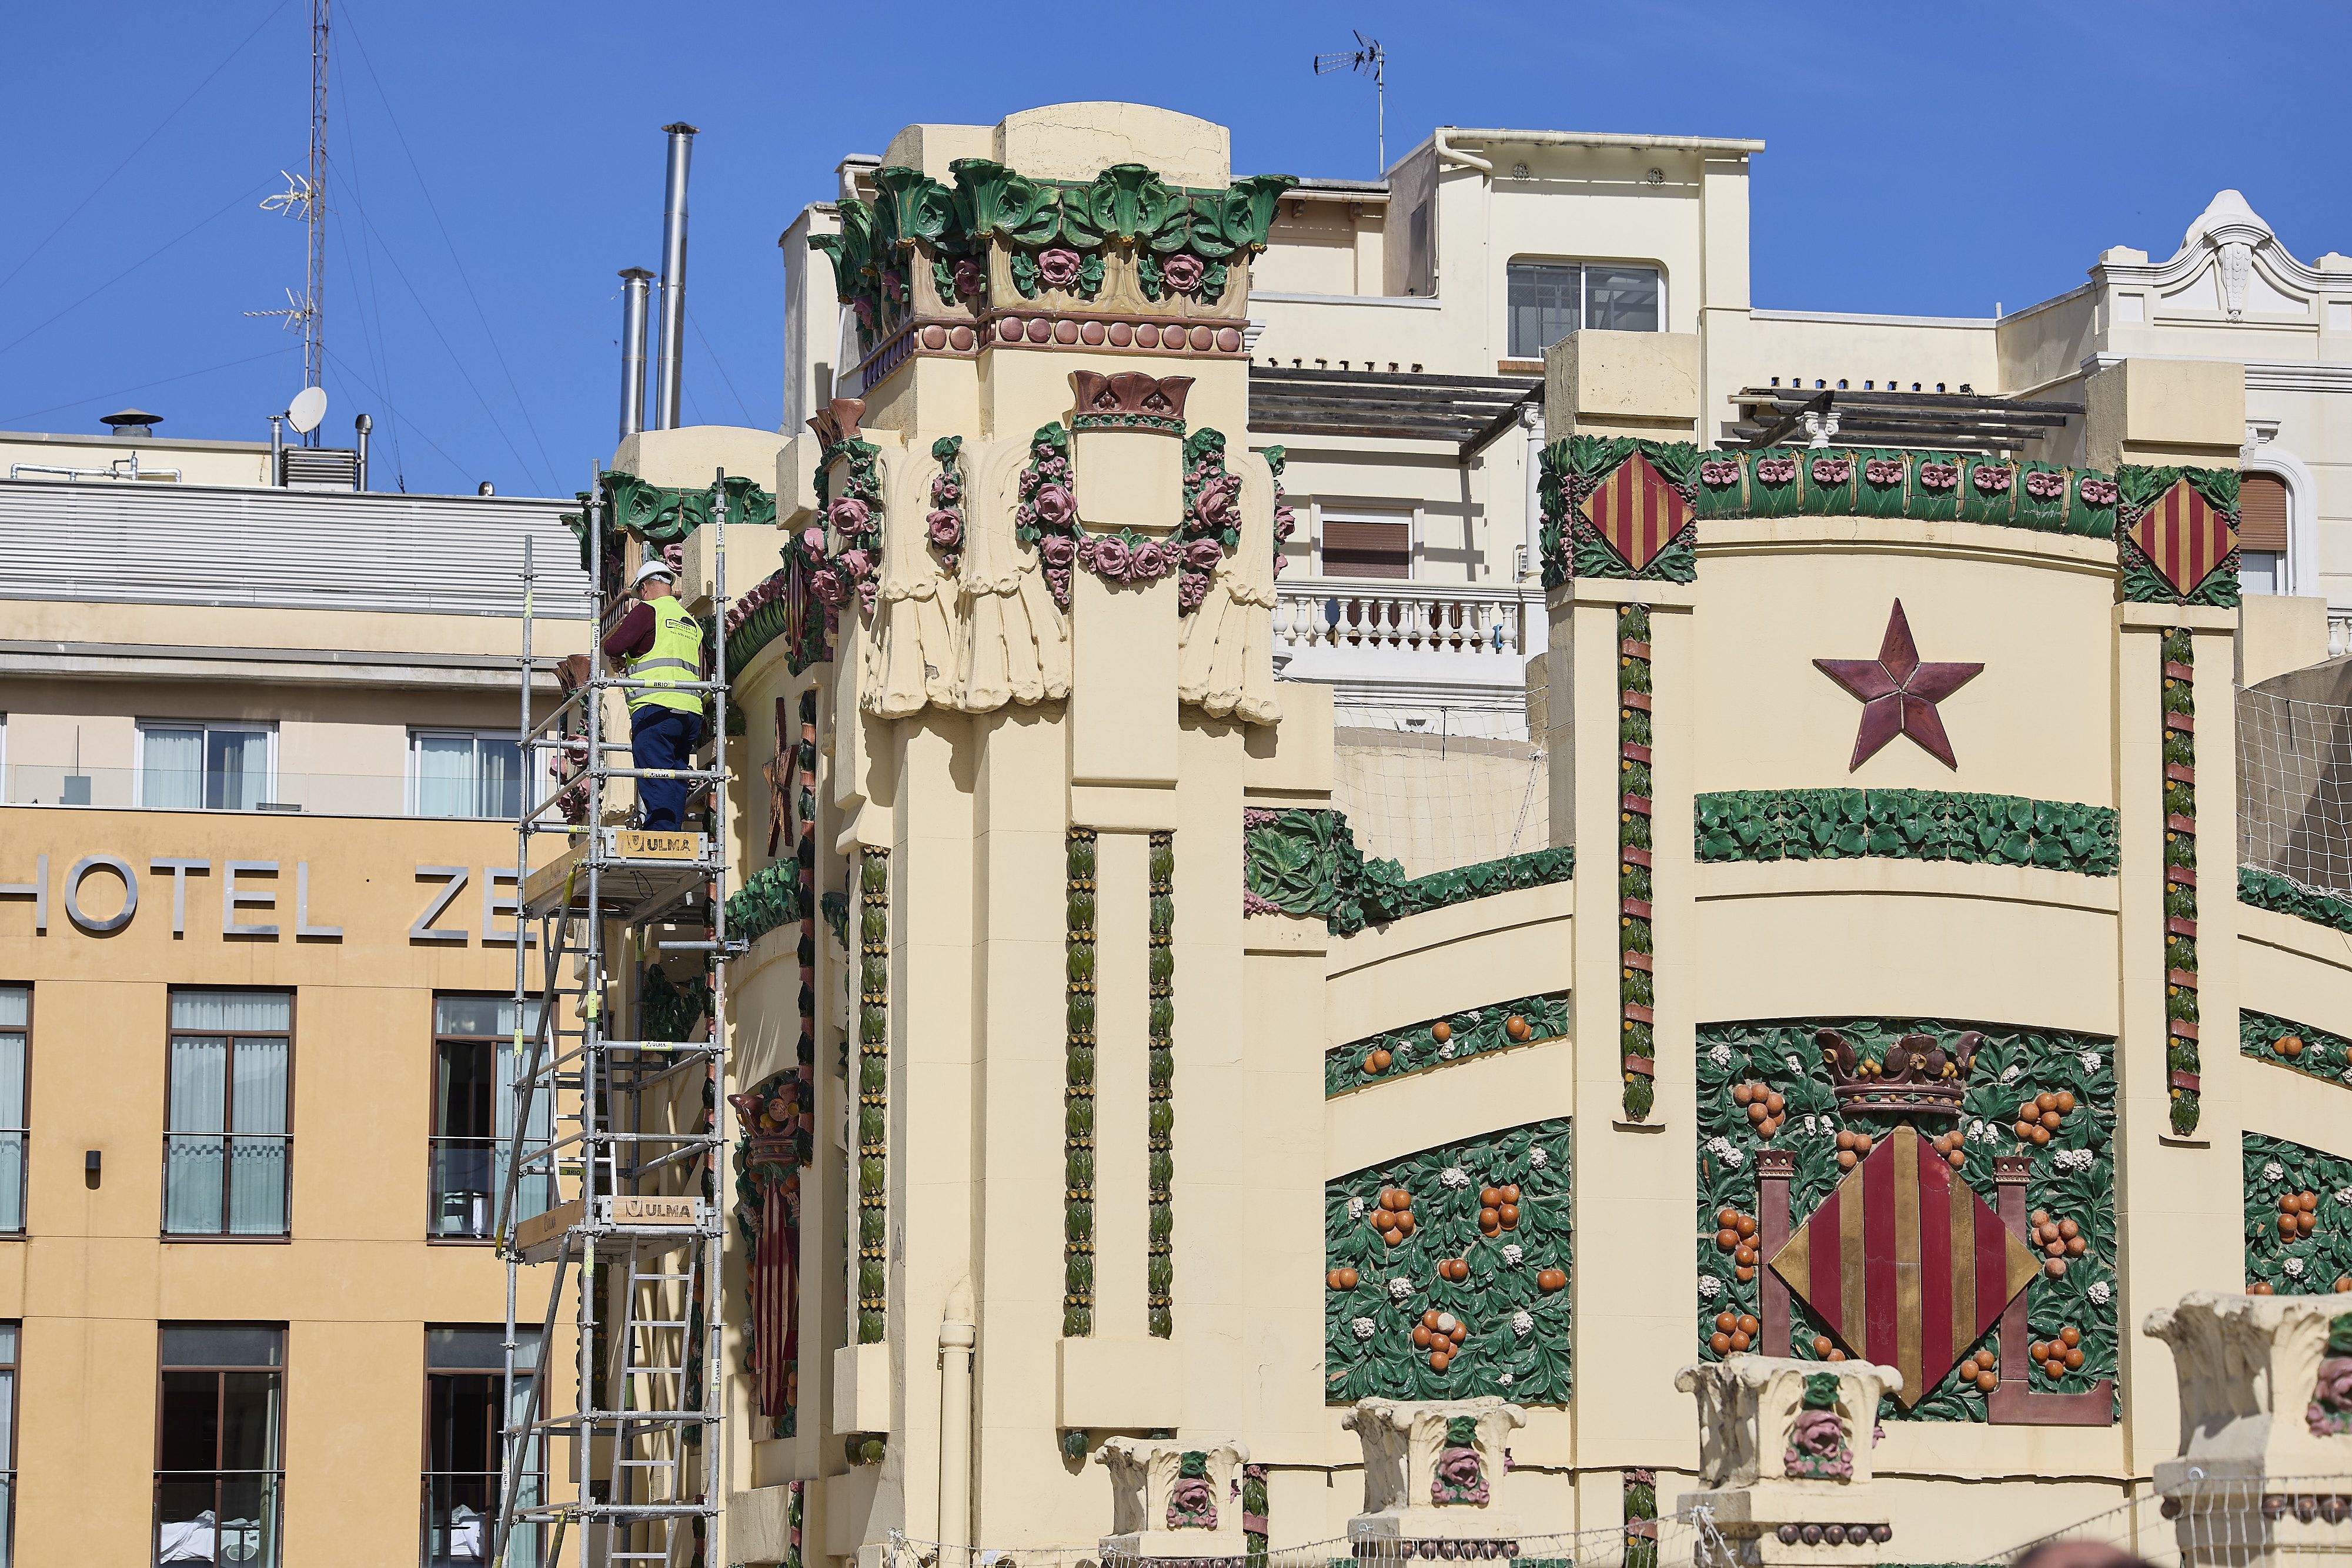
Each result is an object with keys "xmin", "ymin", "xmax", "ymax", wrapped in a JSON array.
[{"xmin": 286, "ymin": 385, "xmax": 328, "ymax": 434}]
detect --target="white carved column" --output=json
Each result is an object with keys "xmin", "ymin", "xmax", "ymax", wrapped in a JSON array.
[
  {"xmin": 1097, "ymin": 1439, "xmax": 1252, "ymax": 1568},
  {"xmin": 1341, "ymin": 1398, "xmax": 1528, "ymax": 1550}
]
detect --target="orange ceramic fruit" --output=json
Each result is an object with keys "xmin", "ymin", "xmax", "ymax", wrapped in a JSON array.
[
  {"xmin": 1718, "ymin": 1207, "xmax": 1740, "ymax": 1228},
  {"xmin": 2054, "ymin": 1089, "xmax": 2076, "ymax": 1113},
  {"xmin": 1337, "ymin": 1268, "xmax": 1358, "ymax": 1288},
  {"xmin": 1710, "ymin": 1332, "xmax": 1731, "ymax": 1353},
  {"xmin": 1737, "ymin": 1315, "xmax": 1759, "ymax": 1336},
  {"xmin": 1430, "ymin": 1350, "xmax": 1451, "ymax": 1372},
  {"xmin": 1735, "ymin": 1215, "xmax": 1757, "ymax": 1238},
  {"xmin": 1500, "ymin": 1185, "xmax": 1521, "ymax": 1203},
  {"xmin": 1825, "ymin": 1348, "xmax": 1845, "ymax": 1362},
  {"xmin": 1414, "ymin": 1325, "xmax": 1433, "ymax": 1348},
  {"xmin": 1728, "ymin": 1331, "xmax": 1750, "ymax": 1352},
  {"xmin": 1812, "ymin": 1336, "xmax": 1833, "ymax": 1356},
  {"xmin": 1497, "ymin": 1203, "xmax": 1520, "ymax": 1229},
  {"xmin": 1976, "ymin": 1371, "xmax": 1999, "ymax": 1392},
  {"xmin": 2045, "ymin": 1257, "xmax": 2066, "ymax": 1278},
  {"xmin": 1431, "ymin": 1021, "xmax": 1452, "ymax": 1044}
]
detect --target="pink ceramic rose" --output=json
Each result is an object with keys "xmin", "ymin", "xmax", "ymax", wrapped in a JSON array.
[
  {"xmin": 1036, "ymin": 248, "xmax": 1083, "ymax": 290},
  {"xmin": 1131, "ymin": 539, "xmax": 1172, "ymax": 580},
  {"xmin": 1918, "ymin": 461, "xmax": 1960, "ymax": 490},
  {"xmin": 926, "ymin": 510, "xmax": 962, "ymax": 549},
  {"xmin": 801, "ymin": 527, "xmax": 827, "ymax": 555},
  {"xmin": 1183, "ymin": 537, "xmax": 1226, "ymax": 570},
  {"xmin": 1032, "ymin": 483, "xmax": 1076, "ymax": 527},
  {"xmin": 1161, "ymin": 252, "xmax": 1207, "ymax": 295},
  {"xmin": 1755, "ymin": 456, "xmax": 1798, "ymax": 485},
  {"xmin": 1194, "ymin": 473, "xmax": 1241, "ymax": 529},
  {"xmin": 828, "ymin": 497, "xmax": 870, "ymax": 534},
  {"xmin": 2024, "ymin": 469, "xmax": 2067, "ymax": 499},
  {"xmin": 1863, "ymin": 459, "xmax": 1903, "ymax": 486},
  {"xmin": 1086, "ymin": 534, "xmax": 1133, "ymax": 581},
  {"xmin": 1811, "ymin": 455, "xmax": 1853, "ymax": 484},
  {"xmin": 2079, "ymin": 477, "xmax": 2118, "ymax": 506},
  {"xmin": 1699, "ymin": 457, "xmax": 1741, "ymax": 486},
  {"xmin": 951, "ymin": 259, "xmax": 984, "ymax": 299},
  {"xmin": 838, "ymin": 548, "xmax": 873, "ymax": 581},
  {"xmin": 1783, "ymin": 1409, "xmax": 1852, "ymax": 1480},
  {"xmin": 1038, "ymin": 533, "xmax": 1076, "ymax": 567},
  {"xmin": 852, "ymin": 297, "xmax": 875, "ymax": 329},
  {"xmin": 930, "ymin": 474, "xmax": 960, "ymax": 506},
  {"xmin": 811, "ymin": 569, "xmax": 850, "ymax": 606},
  {"xmin": 1179, "ymin": 571, "xmax": 1211, "ymax": 611},
  {"xmin": 2308, "ymin": 1358, "xmax": 2352, "ymax": 1436},
  {"xmin": 1973, "ymin": 464, "xmax": 2014, "ymax": 494}
]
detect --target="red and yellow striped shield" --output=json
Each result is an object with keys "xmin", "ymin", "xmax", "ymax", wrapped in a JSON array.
[
  {"xmin": 2128, "ymin": 479, "xmax": 2236, "ymax": 598},
  {"xmin": 1578, "ymin": 451, "xmax": 1693, "ymax": 573},
  {"xmin": 1766, "ymin": 1125, "xmax": 2039, "ymax": 1405}
]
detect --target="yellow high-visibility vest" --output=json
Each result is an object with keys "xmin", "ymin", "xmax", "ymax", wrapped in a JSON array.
[{"xmin": 626, "ymin": 600, "xmax": 704, "ymax": 715}]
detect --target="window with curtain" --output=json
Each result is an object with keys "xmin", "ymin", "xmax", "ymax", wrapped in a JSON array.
[
  {"xmin": 0, "ymin": 991, "xmax": 23, "ymax": 1235},
  {"xmin": 138, "ymin": 723, "xmax": 272, "ymax": 812},
  {"xmin": 164, "ymin": 992, "xmax": 290, "ymax": 1238},
  {"xmin": 156, "ymin": 1324, "xmax": 282, "ymax": 1568},
  {"xmin": 423, "ymin": 1326, "xmax": 542, "ymax": 1567},
  {"xmin": 412, "ymin": 733, "xmax": 523, "ymax": 821},
  {"xmin": 1505, "ymin": 260, "xmax": 1663, "ymax": 356},
  {"xmin": 0, "ymin": 1322, "xmax": 15, "ymax": 1568},
  {"xmin": 431, "ymin": 997, "xmax": 548, "ymax": 1240}
]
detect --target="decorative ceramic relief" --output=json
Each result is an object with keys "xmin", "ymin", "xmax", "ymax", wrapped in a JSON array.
[
  {"xmin": 1065, "ymin": 829, "xmax": 1098, "ymax": 1338},
  {"xmin": 2162, "ymin": 630, "xmax": 2202, "ymax": 1135},
  {"xmin": 855, "ymin": 847, "xmax": 890, "ymax": 1343},
  {"xmin": 563, "ymin": 469, "xmax": 777, "ymax": 594},
  {"xmin": 1325, "ymin": 1119, "xmax": 1572, "ymax": 1405},
  {"xmin": 1167, "ymin": 1449, "xmax": 1217, "ymax": 1527},
  {"xmin": 1430, "ymin": 1415, "xmax": 1491, "ymax": 1505},
  {"xmin": 1147, "ymin": 830, "xmax": 1175, "ymax": 1339},
  {"xmin": 1696, "ymin": 1019, "xmax": 2118, "ymax": 1423},
  {"xmin": 2244, "ymin": 1009, "xmax": 2352, "ymax": 1089},
  {"xmin": 1782, "ymin": 1373, "xmax": 1854, "ymax": 1480},
  {"xmin": 1812, "ymin": 600, "xmax": 1982, "ymax": 771},
  {"xmin": 1696, "ymin": 790, "xmax": 2118, "ymax": 875},
  {"xmin": 1015, "ymin": 422, "xmax": 1083, "ymax": 610},
  {"xmin": 2243, "ymin": 1133, "xmax": 2352, "ymax": 1296},
  {"xmin": 725, "ymin": 862, "xmax": 803, "ymax": 948},
  {"xmin": 926, "ymin": 435, "xmax": 966, "ymax": 570},
  {"xmin": 1264, "ymin": 445, "xmax": 1297, "ymax": 578},
  {"xmin": 2242, "ymin": 867, "xmax": 2352, "ymax": 934},
  {"xmin": 1242, "ymin": 1462, "xmax": 1269, "ymax": 1559},
  {"xmin": 1693, "ymin": 448, "xmax": 2118, "ymax": 538},
  {"xmin": 1327, "ymin": 993, "xmax": 1568, "ymax": 1097},
  {"xmin": 1538, "ymin": 437, "xmax": 1699, "ymax": 587},
  {"xmin": 729, "ymin": 1069, "xmax": 804, "ymax": 1437},
  {"xmin": 1070, "ymin": 369, "xmax": 1192, "ymax": 434},
  {"xmin": 1241, "ymin": 807, "xmax": 1573, "ymax": 935},
  {"xmin": 1177, "ymin": 429, "xmax": 1245, "ymax": 614},
  {"xmin": 2119, "ymin": 466, "xmax": 2241, "ymax": 607},
  {"xmin": 1619, "ymin": 604, "xmax": 1658, "ymax": 1121},
  {"xmin": 2312, "ymin": 1316, "xmax": 2352, "ymax": 1436}
]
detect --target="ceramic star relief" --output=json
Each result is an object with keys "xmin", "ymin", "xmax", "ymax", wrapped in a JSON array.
[{"xmin": 1814, "ymin": 600, "xmax": 1983, "ymax": 770}]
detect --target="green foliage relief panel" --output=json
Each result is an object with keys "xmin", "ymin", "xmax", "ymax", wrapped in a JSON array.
[
  {"xmin": 2244, "ymin": 1132, "xmax": 2352, "ymax": 1295},
  {"xmin": 1696, "ymin": 1021, "xmax": 2118, "ymax": 1423},
  {"xmin": 1326, "ymin": 1119, "xmax": 1571, "ymax": 1406}
]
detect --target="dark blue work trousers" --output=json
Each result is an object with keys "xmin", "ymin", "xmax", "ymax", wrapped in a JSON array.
[{"xmin": 630, "ymin": 706, "xmax": 703, "ymax": 831}]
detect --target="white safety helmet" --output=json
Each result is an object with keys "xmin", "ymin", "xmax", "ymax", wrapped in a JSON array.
[{"xmin": 633, "ymin": 557, "xmax": 677, "ymax": 587}]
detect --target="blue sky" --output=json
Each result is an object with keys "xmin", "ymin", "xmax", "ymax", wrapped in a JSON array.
[{"xmin": 1, "ymin": 1, "xmax": 2340, "ymax": 496}]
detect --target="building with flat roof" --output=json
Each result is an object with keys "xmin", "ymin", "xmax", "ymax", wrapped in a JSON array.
[{"xmin": 0, "ymin": 440, "xmax": 589, "ymax": 1564}]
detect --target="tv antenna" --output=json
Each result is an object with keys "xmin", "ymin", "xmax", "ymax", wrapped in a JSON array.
[
  {"xmin": 246, "ymin": 0, "xmax": 328, "ymax": 440},
  {"xmin": 1313, "ymin": 30, "xmax": 1387, "ymax": 175}
]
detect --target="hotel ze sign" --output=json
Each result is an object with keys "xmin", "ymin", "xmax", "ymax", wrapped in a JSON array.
[{"xmin": 0, "ymin": 855, "xmax": 532, "ymax": 944}]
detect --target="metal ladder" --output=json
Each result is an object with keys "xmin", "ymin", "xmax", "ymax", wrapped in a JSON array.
[{"xmin": 491, "ymin": 471, "xmax": 739, "ymax": 1568}]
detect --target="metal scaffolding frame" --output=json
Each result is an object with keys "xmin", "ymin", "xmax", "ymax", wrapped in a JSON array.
[{"xmin": 491, "ymin": 472, "xmax": 737, "ymax": 1567}]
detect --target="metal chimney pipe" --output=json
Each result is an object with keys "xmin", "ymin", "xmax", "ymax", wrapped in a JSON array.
[
  {"xmin": 354, "ymin": 413, "xmax": 371, "ymax": 492},
  {"xmin": 653, "ymin": 122, "xmax": 698, "ymax": 430},
  {"xmin": 618, "ymin": 267, "xmax": 655, "ymax": 440}
]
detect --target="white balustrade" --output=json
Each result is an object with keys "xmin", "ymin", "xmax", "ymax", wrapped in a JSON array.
[
  {"xmin": 1274, "ymin": 579, "xmax": 1535, "ymax": 660},
  {"xmin": 2329, "ymin": 611, "xmax": 2352, "ymax": 660}
]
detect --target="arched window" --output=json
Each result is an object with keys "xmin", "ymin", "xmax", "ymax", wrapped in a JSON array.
[{"xmin": 2239, "ymin": 470, "xmax": 2290, "ymax": 595}]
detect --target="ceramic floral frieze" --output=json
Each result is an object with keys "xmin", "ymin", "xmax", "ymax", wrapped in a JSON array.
[{"xmin": 1783, "ymin": 1373, "xmax": 1853, "ymax": 1480}]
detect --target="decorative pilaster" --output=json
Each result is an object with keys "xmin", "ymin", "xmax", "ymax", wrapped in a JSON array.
[
  {"xmin": 856, "ymin": 846, "xmax": 890, "ymax": 1343},
  {"xmin": 1067, "ymin": 829, "xmax": 1100, "ymax": 1338},
  {"xmin": 1147, "ymin": 829, "xmax": 1175, "ymax": 1338},
  {"xmin": 1098, "ymin": 1438, "xmax": 1253, "ymax": 1568},
  {"xmin": 1341, "ymin": 1397, "xmax": 1528, "ymax": 1550},
  {"xmin": 1619, "ymin": 604, "xmax": 1658, "ymax": 1122},
  {"xmin": 2163, "ymin": 629, "xmax": 2203, "ymax": 1135}
]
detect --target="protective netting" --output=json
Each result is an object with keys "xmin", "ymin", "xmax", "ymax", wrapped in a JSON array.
[
  {"xmin": 1331, "ymin": 705, "xmax": 1551, "ymax": 881},
  {"xmin": 2238, "ymin": 686, "xmax": 2352, "ymax": 903},
  {"xmin": 1977, "ymin": 1471, "xmax": 2352, "ymax": 1566}
]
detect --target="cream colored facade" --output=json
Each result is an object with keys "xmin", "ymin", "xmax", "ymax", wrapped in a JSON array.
[
  {"xmin": 637, "ymin": 101, "xmax": 2352, "ymax": 1568},
  {"xmin": 0, "ymin": 467, "xmax": 588, "ymax": 1563}
]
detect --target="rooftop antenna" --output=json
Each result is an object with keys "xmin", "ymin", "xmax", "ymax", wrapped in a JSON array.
[
  {"xmin": 1313, "ymin": 29, "xmax": 1387, "ymax": 175},
  {"xmin": 247, "ymin": 0, "xmax": 328, "ymax": 443}
]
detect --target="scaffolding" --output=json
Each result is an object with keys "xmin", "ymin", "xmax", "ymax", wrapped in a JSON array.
[{"xmin": 492, "ymin": 471, "xmax": 739, "ymax": 1568}]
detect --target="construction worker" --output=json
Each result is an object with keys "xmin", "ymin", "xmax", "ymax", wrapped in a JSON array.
[{"xmin": 602, "ymin": 556, "xmax": 707, "ymax": 832}]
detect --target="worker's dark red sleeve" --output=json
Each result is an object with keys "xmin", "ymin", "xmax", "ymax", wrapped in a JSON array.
[{"xmin": 602, "ymin": 602, "xmax": 656, "ymax": 661}]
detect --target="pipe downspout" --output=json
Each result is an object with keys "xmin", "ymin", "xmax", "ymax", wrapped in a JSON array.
[
  {"xmin": 938, "ymin": 1279, "xmax": 977, "ymax": 1566},
  {"xmin": 618, "ymin": 267, "xmax": 654, "ymax": 441}
]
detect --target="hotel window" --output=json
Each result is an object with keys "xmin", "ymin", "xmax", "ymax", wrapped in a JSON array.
[
  {"xmin": 137, "ymin": 721, "xmax": 274, "ymax": 812},
  {"xmin": 2239, "ymin": 470, "xmax": 2291, "ymax": 595},
  {"xmin": 0, "ymin": 1322, "xmax": 15, "ymax": 1566},
  {"xmin": 1506, "ymin": 260, "xmax": 1663, "ymax": 357},
  {"xmin": 411, "ymin": 731, "xmax": 523, "ymax": 821},
  {"xmin": 0, "ymin": 990, "xmax": 22, "ymax": 1234},
  {"xmin": 164, "ymin": 991, "xmax": 291, "ymax": 1238},
  {"xmin": 155, "ymin": 1323, "xmax": 283, "ymax": 1568},
  {"xmin": 1319, "ymin": 509, "xmax": 1414, "ymax": 580},
  {"xmin": 424, "ymin": 1326, "xmax": 543, "ymax": 1568},
  {"xmin": 431, "ymin": 996, "xmax": 549, "ymax": 1241}
]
